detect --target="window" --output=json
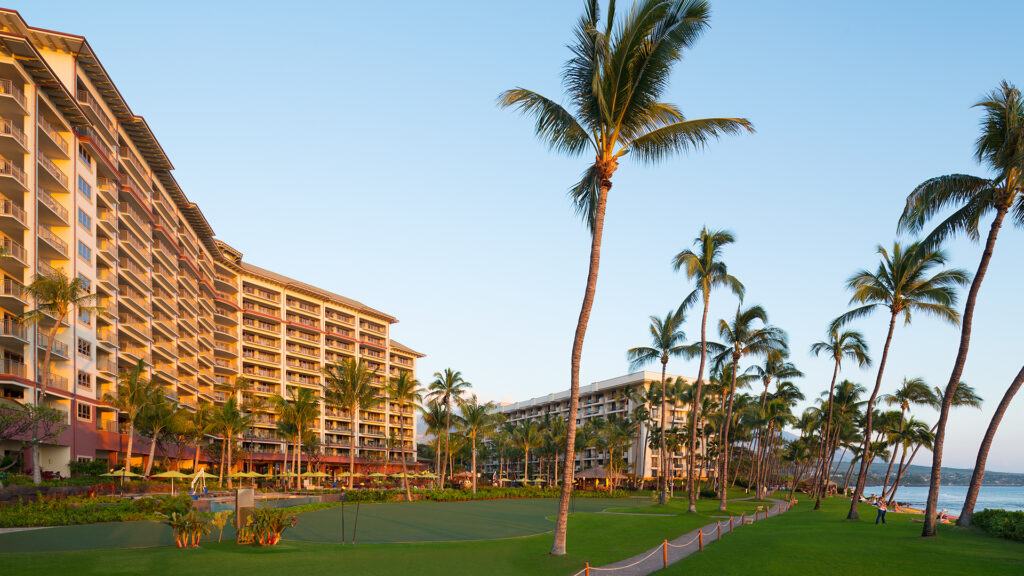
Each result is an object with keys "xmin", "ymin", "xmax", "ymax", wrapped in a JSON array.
[
  {"xmin": 77, "ymin": 273, "xmax": 91, "ymax": 292},
  {"xmin": 77, "ymin": 241, "xmax": 91, "ymax": 263},
  {"xmin": 77, "ymin": 403, "xmax": 91, "ymax": 421},
  {"xmin": 77, "ymin": 209, "xmax": 91, "ymax": 231},
  {"xmin": 77, "ymin": 338, "xmax": 92, "ymax": 357},
  {"xmin": 78, "ymin": 308, "xmax": 91, "ymax": 326},
  {"xmin": 78, "ymin": 144, "xmax": 92, "ymax": 167},
  {"xmin": 77, "ymin": 371, "xmax": 92, "ymax": 390},
  {"xmin": 78, "ymin": 176, "xmax": 92, "ymax": 199}
]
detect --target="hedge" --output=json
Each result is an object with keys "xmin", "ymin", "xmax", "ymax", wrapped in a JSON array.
[
  {"xmin": 972, "ymin": 509, "xmax": 1024, "ymax": 542},
  {"xmin": 0, "ymin": 493, "xmax": 192, "ymax": 528}
]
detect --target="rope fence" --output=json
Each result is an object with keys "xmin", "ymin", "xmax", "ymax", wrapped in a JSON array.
[{"xmin": 572, "ymin": 499, "xmax": 795, "ymax": 576}]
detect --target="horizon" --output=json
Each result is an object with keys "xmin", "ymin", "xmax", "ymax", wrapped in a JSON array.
[{"xmin": 16, "ymin": 0, "xmax": 1024, "ymax": 473}]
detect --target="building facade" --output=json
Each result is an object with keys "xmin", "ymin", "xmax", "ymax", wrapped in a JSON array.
[
  {"xmin": 496, "ymin": 371, "xmax": 700, "ymax": 480},
  {"xmin": 0, "ymin": 9, "xmax": 422, "ymax": 476}
]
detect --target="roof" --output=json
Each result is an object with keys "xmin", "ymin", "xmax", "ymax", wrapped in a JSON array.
[
  {"xmin": 236, "ymin": 261, "xmax": 397, "ymax": 323},
  {"xmin": 389, "ymin": 339, "xmax": 425, "ymax": 358},
  {"xmin": 577, "ymin": 466, "xmax": 626, "ymax": 479},
  {"xmin": 499, "ymin": 371, "xmax": 693, "ymax": 413}
]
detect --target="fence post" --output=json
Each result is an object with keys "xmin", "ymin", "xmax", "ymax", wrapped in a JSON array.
[
  {"xmin": 585, "ymin": 562, "xmax": 590, "ymax": 576},
  {"xmin": 663, "ymin": 539, "xmax": 668, "ymax": 568},
  {"xmin": 730, "ymin": 516, "xmax": 734, "ymax": 531},
  {"xmin": 698, "ymin": 529, "xmax": 704, "ymax": 552},
  {"xmin": 741, "ymin": 512, "xmax": 745, "ymax": 525},
  {"xmin": 717, "ymin": 521, "xmax": 721, "ymax": 540}
]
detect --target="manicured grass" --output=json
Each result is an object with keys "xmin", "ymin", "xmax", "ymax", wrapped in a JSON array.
[
  {"xmin": 654, "ymin": 496, "xmax": 1024, "ymax": 576},
  {"xmin": 606, "ymin": 497, "xmax": 775, "ymax": 517}
]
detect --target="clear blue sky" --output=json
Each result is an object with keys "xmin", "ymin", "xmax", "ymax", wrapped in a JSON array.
[{"xmin": 23, "ymin": 1, "xmax": 1023, "ymax": 472}]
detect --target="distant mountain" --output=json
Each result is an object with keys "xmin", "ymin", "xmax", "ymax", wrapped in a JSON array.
[{"xmin": 829, "ymin": 461, "xmax": 1024, "ymax": 487}]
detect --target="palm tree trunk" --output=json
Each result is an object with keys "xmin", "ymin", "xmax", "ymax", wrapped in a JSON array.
[
  {"xmin": 350, "ymin": 403, "xmax": 359, "ymax": 490},
  {"xmin": 847, "ymin": 313, "xmax": 897, "ymax": 520},
  {"xmin": 402, "ymin": 443, "xmax": 412, "ymax": 502},
  {"xmin": 31, "ymin": 322, "xmax": 61, "ymax": 485},
  {"xmin": 550, "ymin": 180, "xmax": 609, "ymax": 556},
  {"xmin": 925, "ymin": 207, "xmax": 1007, "ymax": 537},
  {"xmin": 957, "ymin": 364, "xmax": 1023, "ymax": 527},
  {"xmin": 658, "ymin": 359, "xmax": 668, "ymax": 504},
  {"xmin": 523, "ymin": 447, "xmax": 529, "ymax": 481},
  {"xmin": 145, "ymin": 429, "xmax": 160, "ymax": 476},
  {"xmin": 885, "ymin": 443, "xmax": 909, "ymax": 505},
  {"xmin": 192, "ymin": 440, "xmax": 201, "ymax": 473},
  {"xmin": 687, "ymin": 294, "xmax": 710, "ymax": 514},
  {"xmin": 227, "ymin": 435, "xmax": 234, "ymax": 489},
  {"xmin": 471, "ymin": 437, "xmax": 478, "ymax": 495},
  {"xmin": 297, "ymin": 431, "xmax": 303, "ymax": 490},
  {"xmin": 719, "ymin": 356, "xmax": 740, "ymax": 511},
  {"xmin": 219, "ymin": 435, "xmax": 226, "ymax": 486},
  {"xmin": 815, "ymin": 360, "xmax": 841, "ymax": 509},
  {"xmin": 881, "ymin": 442, "xmax": 899, "ymax": 498},
  {"xmin": 125, "ymin": 421, "xmax": 136, "ymax": 482},
  {"xmin": 843, "ymin": 458, "xmax": 856, "ymax": 493}
]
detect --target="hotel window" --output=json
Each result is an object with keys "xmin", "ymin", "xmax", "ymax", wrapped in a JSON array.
[
  {"xmin": 78, "ymin": 308, "xmax": 91, "ymax": 326},
  {"xmin": 77, "ymin": 403, "xmax": 91, "ymax": 421},
  {"xmin": 77, "ymin": 338, "xmax": 92, "ymax": 358},
  {"xmin": 78, "ymin": 241, "xmax": 91, "ymax": 263},
  {"xmin": 78, "ymin": 144, "xmax": 92, "ymax": 167},
  {"xmin": 77, "ymin": 371, "xmax": 92, "ymax": 390},
  {"xmin": 78, "ymin": 176, "xmax": 92, "ymax": 200},
  {"xmin": 77, "ymin": 273, "xmax": 91, "ymax": 292},
  {"xmin": 78, "ymin": 209, "xmax": 91, "ymax": 231}
]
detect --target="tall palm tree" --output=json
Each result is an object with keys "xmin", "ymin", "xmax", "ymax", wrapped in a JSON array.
[
  {"xmin": 626, "ymin": 307, "xmax": 690, "ymax": 504},
  {"xmin": 958, "ymin": 365, "xmax": 1023, "ymax": 527},
  {"xmin": 273, "ymin": 387, "xmax": 320, "ymax": 489},
  {"xmin": 672, "ymin": 227, "xmax": 744, "ymax": 512},
  {"xmin": 103, "ymin": 360, "xmax": 155, "ymax": 481},
  {"xmin": 386, "ymin": 371, "xmax": 422, "ymax": 501},
  {"xmin": 421, "ymin": 400, "xmax": 447, "ymax": 483},
  {"xmin": 514, "ymin": 419, "xmax": 544, "ymax": 482},
  {"xmin": 748, "ymin": 352, "xmax": 802, "ymax": 498},
  {"xmin": 210, "ymin": 397, "xmax": 252, "ymax": 488},
  {"xmin": 20, "ymin": 269, "xmax": 103, "ymax": 484},
  {"xmin": 139, "ymin": 393, "xmax": 183, "ymax": 476},
  {"xmin": 543, "ymin": 414, "xmax": 568, "ymax": 487},
  {"xmin": 833, "ymin": 242, "xmax": 969, "ymax": 520},
  {"xmin": 460, "ymin": 397, "xmax": 498, "ymax": 494},
  {"xmin": 899, "ymin": 82, "xmax": 1024, "ymax": 538},
  {"xmin": 883, "ymin": 417, "xmax": 934, "ymax": 506},
  {"xmin": 499, "ymin": 1, "xmax": 753, "ymax": 554},
  {"xmin": 427, "ymin": 368, "xmax": 471, "ymax": 488},
  {"xmin": 715, "ymin": 306, "xmax": 787, "ymax": 509},
  {"xmin": 809, "ymin": 327, "xmax": 871, "ymax": 509},
  {"xmin": 323, "ymin": 359, "xmax": 381, "ymax": 490},
  {"xmin": 883, "ymin": 378, "xmax": 934, "ymax": 425},
  {"xmin": 185, "ymin": 404, "xmax": 215, "ymax": 473}
]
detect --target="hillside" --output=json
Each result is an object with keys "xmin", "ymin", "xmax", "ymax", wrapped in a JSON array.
[{"xmin": 828, "ymin": 462, "xmax": 1024, "ymax": 486}]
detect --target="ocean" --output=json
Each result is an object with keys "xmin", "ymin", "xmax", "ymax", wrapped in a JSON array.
[{"xmin": 863, "ymin": 485, "xmax": 1024, "ymax": 513}]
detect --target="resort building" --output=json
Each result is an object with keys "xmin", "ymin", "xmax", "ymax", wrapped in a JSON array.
[
  {"xmin": 495, "ymin": 371, "xmax": 702, "ymax": 480},
  {"xmin": 0, "ymin": 9, "xmax": 423, "ymax": 476}
]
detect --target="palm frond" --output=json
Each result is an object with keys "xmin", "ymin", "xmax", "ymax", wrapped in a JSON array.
[
  {"xmin": 627, "ymin": 118, "xmax": 754, "ymax": 163},
  {"xmin": 497, "ymin": 88, "xmax": 592, "ymax": 156}
]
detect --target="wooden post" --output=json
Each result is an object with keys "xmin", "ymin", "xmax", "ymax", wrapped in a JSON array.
[
  {"xmin": 717, "ymin": 521, "xmax": 721, "ymax": 539},
  {"xmin": 730, "ymin": 516, "xmax": 734, "ymax": 531},
  {"xmin": 741, "ymin": 512, "xmax": 745, "ymax": 525},
  {"xmin": 698, "ymin": 529, "xmax": 704, "ymax": 552},
  {"xmin": 663, "ymin": 540, "xmax": 668, "ymax": 568}
]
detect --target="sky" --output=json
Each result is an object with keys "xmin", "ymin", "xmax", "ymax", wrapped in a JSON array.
[{"xmin": 21, "ymin": 1, "xmax": 1024, "ymax": 472}]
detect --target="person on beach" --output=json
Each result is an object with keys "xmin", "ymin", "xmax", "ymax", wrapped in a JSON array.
[{"xmin": 875, "ymin": 502, "xmax": 887, "ymax": 525}]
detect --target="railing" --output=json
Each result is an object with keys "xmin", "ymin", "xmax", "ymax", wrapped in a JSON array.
[
  {"xmin": 38, "ymin": 153, "xmax": 69, "ymax": 189},
  {"xmin": 97, "ymin": 178, "xmax": 118, "ymax": 198},
  {"xmin": 74, "ymin": 126, "xmax": 113, "ymax": 165},
  {"xmin": 38, "ymin": 187, "xmax": 70, "ymax": 222},
  {"xmin": 391, "ymin": 355, "xmax": 412, "ymax": 366},
  {"xmin": 243, "ymin": 318, "xmax": 279, "ymax": 333},
  {"xmin": 0, "ymin": 155, "xmax": 27, "ymax": 187},
  {"xmin": 0, "ymin": 199, "xmax": 26, "ymax": 226},
  {"xmin": 39, "ymin": 116, "xmax": 69, "ymax": 154},
  {"xmin": 38, "ymin": 225, "xmax": 68, "ymax": 256},
  {"xmin": 76, "ymin": 87, "xmax": 115, "ymax": 135},
  {"xmin": 97, "ymin": 356, "xmax": 116, "ymax": 373},
  {"xmin": 0, "ymin": 357, "xmax": 26, "ymax": 376},
  {"xmin": 242, "ymin": 349, "xmax": 277, "ymax": 363},
  {"xmin": 0, "ymin": 117, "xmax": 26, "ymax": 147},
  {"xmin": 214, "ymin": 359, "xmax": 235, "ymax": 369},
  {"xmin": 326, "ymin": 338, "xmax": 354, "ymax": 351},
  {"xmin": 325, "ymin": 326, "xmax": 354, "ymax": 338},
  {"xmin": 325, "ymin": 310, "xmax": 354, "ymax": 324},
  {"xmin": 286, "ymin": 359, "xmax": 319, "ymax": 371},
  {"xmin": 287, "ymin": 299, "xmax": 321, "ymax": 314},
  {"xmin": 360, "ymin": 322, "xmax": 386, "ymax": 335},
  {"xmin": 243, "ymin": 301, "xmax": 278, "ymax": 315},
  {"xmin": 38, "ymin": 333, "xmax": 70, "ymax": 357},
  {"xmin": 287, "ymin": 329, "xmax": 319, "ymax": 343},
  {"xmin": 242, "ymin": 285, "xmax": 280, "ymax": 302},
  {"xmin": 242, "ymin": 334, "xmax": 275, "ymax": 346},
  {"xmin": 287, "ymin": 344, "xmax": 318, "ymax": 357},
  {"xmin": 118, "ymin": 145, "xmax": 148, "ymax": 177},
  {"xmin": 37, "ymin": 372, "xmax": 70, "ymax": 391},
  {"xmin": 252, "ymin": 383, "xmax": 278, "ymax": 395},
  {"xmin": 0, "ymin": 277, "xmax": 25, "ymax": 301},
  {"xmin": 286, "ymin": 313, "xmax": 319, "ymax": 328},
  {"xmin": 214, "ymin": 325, "xmax": 239, "ymax": 338},
  {"xmin": 97, "ymin": 209, "xmax": 116, "ymax": 227},
  {"xmin": 0, "ymin": 79, "xmax": 27, "ymax": 108},
  {"xmin": 286, "ymin": 373, "xmax": 319, "ymax": 386},
  {"xmin": 121, "ymin": 258, "xmax": 149, "ymax": 278},
  {"xmin": 244, "ymin": 367, "xmax": 278, "ymax": 379}
]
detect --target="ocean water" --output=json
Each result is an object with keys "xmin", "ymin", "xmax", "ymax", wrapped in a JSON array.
[{"xmin": 863, "ymin": 485, "xmax": 1024, "ymax": 513}]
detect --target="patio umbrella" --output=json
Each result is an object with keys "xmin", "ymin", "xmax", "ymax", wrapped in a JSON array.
[
  {"xmin": 419, "ymin": 472, "xmax": 437, "ymax": 478},
  {"xmin": 101, "ymin": 468, "xmax": 141, "ymax": 478},
  {"xmin": 389, "ymin": 473, "xmax": 406, "ymax": 479},
  {"xmin": 368, "ymin": 472, "xmax": 387, "ymax": 478},
  {"xmin": 191, "ymin": 470, "xmax": 217, "ymax": 479},
  {"xmin": 151, "ymin": 470, "xmax": 190, "ymax": 496}
]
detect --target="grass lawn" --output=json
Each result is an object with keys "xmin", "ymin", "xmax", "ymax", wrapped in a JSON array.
[{"xmin": 654, "ymin": 495, "xmax": 1024, "ymax": 576}]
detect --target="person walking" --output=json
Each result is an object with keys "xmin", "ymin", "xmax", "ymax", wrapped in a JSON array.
[{"xmin": 875, "ymin": 502, "xmax": 888, "ymax": 525}]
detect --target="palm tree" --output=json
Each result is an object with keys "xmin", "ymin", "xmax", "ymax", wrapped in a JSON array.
[
  {"xmin": 833, "ymin": 242, "xmax": 968, "ymax": 520},
  {"xmin": 809, "ymin": 327, "xmax": 871, "ymax": 509},
  {"xmin": 544, "ymin": 415, "xmax": 568, "ymax": 487},
  {"xmin": 783, "ymin": 438, "xmax": 813, "ymax": 501},
  {"xmin": 626, "ymin": 307, "xmax": 690, "ymax": 504},
  {"xmin": 427, "ymin": 368, "xmax": 471, "ymax": 488},
  {"xmin": 20, "ymin": 269, "xmax": 103, "ymax": 484},
  {"xmin": 422, "ymin": 400, "xmax": 447, "ymax": 483},
  {"xmin": 714, "ymin": 305, "xmax": 787, "ymax": 511},
  {"xmin": 883, "ymin": 418, "xmax": 934, "ymax": 506},
  {"xmin": 898, "ymin": 82, "xmax": 1024, "ymax": 538},
  {"xmin": 185, "ymin": 404, "xmax": 215, "ymax": 473},
  {"xmin": 748, "ymin": 352, "xmax": 802, "ymax": 498},
  {"xmin": 499, "ymin": 1, "xmax": 754, "ymax": 553},
  {"xmin": 103, "ymin": 360, "xmax": 155, "ymax": 480},
  {"xmin": 210, "ymin": 397, "xmax": 252, "ymax": 488},
  {"xmin": 323, "ymin": 359, "xmax": 381, "ymax": 490},
  {"xmin": 273, "ymin": 387, "xmax": 320, "ymax": 489},
  {"xmin": 460, "ymin": 397, "xmax": 497, "ymax": 494},
  {"xmin": 514, "ymin": 419, "xmax": 543, "ymax": 482},
  {"xmin": 958, "ymin": 365, "xmax": 1023, "ymax": 527},
  {"xmin": 673, "ymin": 227, "xmax": 744, "ymax": 512},
  {"xmin": 139, "ymin": 393, "xmax": 183, "ymax": 476},
  {"xmin": 386, "ymin": 371, "xmax": 422, "ymax": 500}
]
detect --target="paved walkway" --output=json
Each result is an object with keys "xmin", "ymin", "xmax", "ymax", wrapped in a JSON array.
[{"xmin": 576, "ymin": 498, "xmax": 791, "ymax": 576}]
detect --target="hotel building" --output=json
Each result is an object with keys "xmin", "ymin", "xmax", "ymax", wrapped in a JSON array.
[
  {"xmin": 496, "ymin": 371, "xmax": 701, "ymax": 479},
  {"xmin": 0, "ymin": 9, "xmax": 422, "ymax": 476}
]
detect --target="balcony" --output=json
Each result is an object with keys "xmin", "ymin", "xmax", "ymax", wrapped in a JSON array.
[
  {"xmin": 0, "ymin": 198, "xmax": 26, "ymax": 234},
  {"xmin": 213, "ymin": 341, "xmax": 237, "ymax": 357},
  {"xmin": 76, "ymin": 87, "xmax": 115, "ymax": 140},
  {"xmin": 118, "ymin": 145, "xmax": 148, "ymax": 181},
  {"xmin": 0, "ymin": 235, "xmax": 27, "ymax": 274},
  {"xmin": 37, "ymin": 187, "xmax": 70, "ymax": 225},
  {"xmin": 325, "ymin": 310, "xmax": 355, "ymax": 325},
  {"xmin": 286, "ymin": 329, "xmax": 319, "ymax": 344},
  {"xmin": 0, "ymin": 117, "xmax": 27, "ymax": 156},
  {"xmin": 37, "ymin": 372, "xmax": 70, "ymax": 392},
  {"xmin": 0, "ymin": 154, "xmax": 27, "ymax": 194},
  {"xmin": 38, "ymin": 116, "xmax": 69, "ymax": 158},
  {"xmin": 243, "ymin": 366, "xmax": 279, "ymax": 380},
  {"xmin": 37, "ymin": 153, "xmax": 69, "ymax": 191},
  {"xmin": 37, "ymin": 333, "xmax": 70, "ymax": 359},
  {"xmin": 0, "ymin": 358, "xmax": 26, "ymax": 378},
  {"xmin": 241, "ymin": 284, "xmax": 280, "ymax": 303},
  {"xmin": 38, "ymin": 225, "xmax": 69, "ymax": 259},
  {"xmin": 97, "ymin": 178, "xmax": 118, "ymax": 206},
  {"xmin": 360, "ymin": 321, "xmax": 386, "ymax": 335},
  {"xmin": 215, "ymin": 274, "xmax": 237, "ymax": 293},
  {"xmin": 0, "ymin": 277, "xmax": 27, "ymax": 310},
  {"xmin": 0, "ymin": 79, "xmax": 26, "ymax": 114},
  {"xmin": 97, "ymin": 238, "xmax": 118, "ymax": 264},
  {"xmin": 286, "ymin": 313, "xmax": 319, "ymax": 330},
  {"xmin": 74, "ymin": 126, "xmax": 115, "ymax": 170},
  {"xmin": 97, "ymin": 326, "xmax": 117, "ymax": 349},
  {"xmin": 0, "ymin": 317, "xmax": 26, "ymax": 343},
  {"xmin": 287, "ymin": 298, "xmax": 321, "ymax": 316},
  {"xmin": 242, "ymin": 348, "xmax": 278, "ymax": 364},
  {"xmin": 242, "ymin": 318, "xmax": 279, "ymax": 335}
]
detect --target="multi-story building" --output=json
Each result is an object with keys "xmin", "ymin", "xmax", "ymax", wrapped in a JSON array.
[
  {"xmin": 0, "ymin": 9, "xmax": 422, "ymax": 476},
  {"xmin": 495, "ymin": 371, "xmax": 701, "ymax": 480}
]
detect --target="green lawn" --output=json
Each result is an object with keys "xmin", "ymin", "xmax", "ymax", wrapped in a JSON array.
[{"xmin": 654, "ymin": 496, "xmax": 1024, "ymax": 576}]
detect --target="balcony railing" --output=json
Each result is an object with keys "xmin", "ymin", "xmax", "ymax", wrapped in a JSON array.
[
  {"xmin": 0, "ymin": 358, "xmax": 25, "ymax": 376},
  {"xmin": 0, "ymin": 117, "xmax": 26, "ymax": 147},
  {"xmin": 38, "ymin": 333, "xmax": 71, "ymax": 357},
  {"xmin": 287, "ymin": 299, "xmax": 321, "ymax": 315},
  {"xmin": 360, "ymin": 322, "xmax": 386, "ymax": 335},
  {"xmin": 0, "ymin": 318, "xmax": 26, "ymax": 340},
  {"xmin": 39, "ymin": 116, "xmax": 69, "ymax": 154},
  {"xmin": 38, "ymin": 225, "xmax": 68, "ymax": 256},
  {"xmin": 0, "ymin": 155, "xmax": 26, "ymax": 187},
  {"xmin": 0, "ymin": 277, "xmax": 26, "ymax": 301},
  {"xmin": 37, "ymin": 372, "xmax": 70, "ymax": 391},
  {"xmin": 38, "ymin": 187, "xmax": 69, "ymax": 223},
  {"xmin": 0, "ymin": 199, "xmax": 26, "ymax": 227},
  {"xmin": 242, "ymin": 285, "xmax": 280, "ymax": 302},
  {"xmin": 76, "ymin": 88, "xmax": 115, "ymax": 135},
  {"xmin": 38, "ymin": 153, "xmax": 69, "ymax": 189},
  {"xmin": 0, "ymin": 79, "xmax": 27, "ymax": 109}
]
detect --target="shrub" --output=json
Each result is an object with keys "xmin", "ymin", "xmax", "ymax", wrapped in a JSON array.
[
  {"xmin": 0, "ymin": 493, "xmax": 192, "ymax": 527},
  {"xmin": 165, "ymin": 510, "xmax": 211, "ymax": 548},
  {"xmin": 239, "ymin": 508, "xmax": 296, "ymax": 546},
  {"xmin": 68, "ymin": 460, "xmax": 108, "ymax": 477},
  {"xmin": 700, "ymin": 488, "xmax": 717, "ymax": 498},
  {"xmin": 973, "ymin": 509, "xmax": 1024, "ymax": 542}
]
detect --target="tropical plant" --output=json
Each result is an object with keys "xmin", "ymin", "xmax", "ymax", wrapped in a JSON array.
[
  {"xmin": 239, "ymin": 507, "xmax": 297, "ymax": 546},
  {"xmin": 714, "ymin": 304, "xmax": 787, "ymax": 510},
  {"xmin": 499, "ymin": 0, "xmax": 754, "ymax": 553},
  {"xmin": 210, "ymin": 397, "xmax": 253, "ymax": 488},
  {"xmin": 272, "ymin": 387, "xmax": 319, "ymax": 489},
  {"xmin": 833, "ymin": 241, "xmax": 968, "ymax": 520},
  {"xmin": 323, "ymin": 359, "xmax": 381, "ymax": 490},
  {"xmin": 103, "ymin": 360, "xmax": 156, "ymax": 482},
  {"xmin": 808, "ymin": 326, "xmax": 871, "ymax": 509},
  {"xmin": 138, "ymin": 393, "xmax": 184, "ymax": 477},
  {"xmin": 165, "ymin": 510, "xmax": 211, "ymax": 548},
  {"xmin": 626, "ymin": 307, "xmax": 690, "ymax": 504},
  {"xmin": 20, "ymin": 269, "xmax": 102, "ymax": 484},
  {"xmin": 386, "ymin": 371, "xmax": 422, "ymax": 500},
  {"xmin": 673, "ymin": 227, "xmax": 744, "ymax": 511},
  {"xmin": 899, "ymin": 81, "xmax": 1024, "ymax": 537},
  {"xmin": 0, "ymin": 402, "xmax": 66, "ymax": 488},
  {"xmin": 748, "ymin": 352, "xmax": 802, "ymax": 497},
  {"xmin": 459, "ymin": 396, "xmax": 497, "ymax": 494},
  {"xmin": 427, "ymin": 368, "xmax": 471, "ymax": 488},
  {"xmin": 513, "ymin": 419, "xmax": 544, "ymax": 481},
  {"xmin": 210, "ymin": 510, "xmax": 233, "ymax": 543},
  {"xmin": 422, "ymin": 400, "xmax": 448, "ymax": 484},
  {"xmin": 184, "ymin": 404, "xmax": 215, "ymax": 474}
]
